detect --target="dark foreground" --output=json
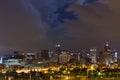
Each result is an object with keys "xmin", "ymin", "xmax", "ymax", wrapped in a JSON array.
[{"xmin": 0, "ymin": 72, "xmax": 120, "ymax": 80}]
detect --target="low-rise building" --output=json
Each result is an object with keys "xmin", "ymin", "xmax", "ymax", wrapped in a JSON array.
[{"xmin": 58, "ymin": 51, "xmax": 70, "ymax": 64}]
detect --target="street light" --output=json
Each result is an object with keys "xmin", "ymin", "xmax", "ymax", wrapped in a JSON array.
[
  {"xmin": 65, "ymin": 70, "xmax": 70, "ymax": 80},
  {"xmin": 29, "ymin": 67, "xmax": 32, "ymax": 80}
]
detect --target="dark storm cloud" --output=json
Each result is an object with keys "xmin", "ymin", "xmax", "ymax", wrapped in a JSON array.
[
  {"xmin": 24, "ymin": 0, "xmax": 78, "ymax": 45},
  {"xmin": 0, "ymin": 0, "xmax": 119, "ymax": 54}
]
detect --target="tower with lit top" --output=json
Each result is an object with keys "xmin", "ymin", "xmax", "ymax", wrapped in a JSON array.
[
  {"xmin": 104, "ymin": 41, "xmax": 113, "ymax": 66},
  {"xmin": 55, "ymin": 44, "xmax": 61, "ymax": 55},
  {"xmin": 104, "ymin": 42, "xmax": 111, "ymax": 52},
  {"xmin": 55, "ymin": 44, "xmax": 62, "ymax": 63}
]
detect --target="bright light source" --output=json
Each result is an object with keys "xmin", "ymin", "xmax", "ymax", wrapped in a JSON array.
[
  {"xmin": 56, "ymin": 44, "xmax": 60, "ymax": 47},
  {"xmin": 66, "ymin": 76, "xmax": 69, "ymax": 80},
  {"xmin": 98, "ymin": 72, "xmax": 101, "ymax": 76}
]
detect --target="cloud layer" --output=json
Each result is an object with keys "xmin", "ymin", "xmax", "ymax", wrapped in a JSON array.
[{"xmin": 0, "ymin": 0, "xmax": 120, "ymax": 54}]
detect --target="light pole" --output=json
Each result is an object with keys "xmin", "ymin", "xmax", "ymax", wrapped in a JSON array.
[
  {"xmin": 29, "ymin": 67, "xmax": 32, "ymax": 80},
  {"xmin": 30, "ymin": 72, "xmax": 31, "ymax": 80}
]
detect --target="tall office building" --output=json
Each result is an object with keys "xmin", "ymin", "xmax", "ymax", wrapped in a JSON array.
[
  {"xmin": 55, "ymin": 44, "xmax": 62, "ymax": 63},
  {"xmin": 113, "ymin": 50, "xmax": 118, "ymax": 63},
  {"xmin": 55, "ymin": 44, "xmax": 61, "ymax": 54},
  {"xmin": 104, "ymin": 42, "xmax": 111, "ymax": 52},
  {"xmin": 77, "ymin": 49, "xmax": 86, "ymax": 64},
  {"xmin": 41, "ymin": 50, "xmax": 49, "ymax": 60},
  {"xmin": 90, "ymin": 47, "xmax": 97, "ymax": 64},
  {"xmin": 98, "ymin": 51, "xmax": 104, "ymax": 66},
  {"xmin": 104, "ymin": 42, "xmax": 113, "ymax": 66}
]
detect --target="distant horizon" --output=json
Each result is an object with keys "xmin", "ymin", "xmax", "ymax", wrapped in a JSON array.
[{"xmin": 0, "ymin": 41, "xmax": 120, "ymax": 56}]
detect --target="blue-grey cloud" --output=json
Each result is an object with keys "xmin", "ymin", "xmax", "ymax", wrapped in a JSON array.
[
  {"xmin": 21, "ymin": 0, "xmax": 77, "ymax": 27},
  {"xmin": 77, "ymin": 0, "xmax": 98, "ymax": 6},
  {"xmin": 76, "ymin": 0, "xmax": 110, "ymax": 6},
  {"xmin": 0, "ymin": 0, "xmax": 115, "ymax": 54},
  {"xmin": 20, "ymin": 0, "xmax": 79, "ymax": 44},
  {"xmin": 18, "ymin": 0, "xmax": 110, "ymax": 46},
  {"xmin": 22, "ymin": 0, "xmax": 109, "ymax": 29}
]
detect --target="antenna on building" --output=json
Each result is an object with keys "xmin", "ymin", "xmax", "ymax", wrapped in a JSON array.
[{"xmin": 105, "ymin": 41, "xmax": 109, "ymax": 47}]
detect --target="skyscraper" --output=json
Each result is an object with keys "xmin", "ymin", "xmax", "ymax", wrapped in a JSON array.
[
  {"xmin": 104, "ymin": 42, "xmax": 111, "ymax": 52},
  {"xmin": 77, "ymin": 49, "xmax": 86, "ymax": 64},
  {"xmin": 113, "ymin": 49, "xmax": 118, "ymax": 63},
  {"xmin": 41, "ymin": 50, "xmax": 49, "ymax": 60},
  {"xmin": 90, "ymin": 47, "xmax": 97, "ymax": 64},
  {"xmin": 55, "ymin": 44, "xmax": 62, "ymax": 63},
  {"xmin": 55, "ymin": 44, "xmax": 61, "ymax": 55},
  {"xmin": 104, "ymin": 42, "xmax": 113, "ymax": 66}
]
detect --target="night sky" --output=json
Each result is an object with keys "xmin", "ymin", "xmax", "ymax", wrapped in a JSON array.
[{"xmin": 0, "ymin": 0, "xmax": 120, "ymax": 54}]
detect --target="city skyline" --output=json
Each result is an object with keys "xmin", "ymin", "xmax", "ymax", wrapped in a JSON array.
[{"xmin": 0, "ymin": 0, "xmax": 120, "ymax": 54}]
